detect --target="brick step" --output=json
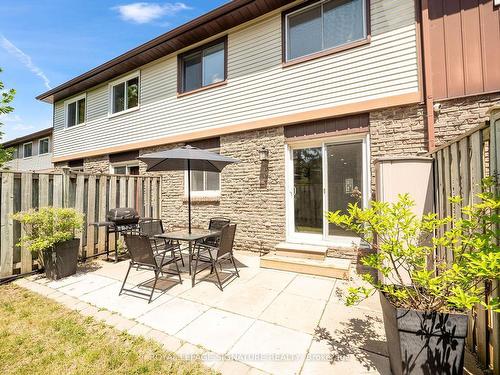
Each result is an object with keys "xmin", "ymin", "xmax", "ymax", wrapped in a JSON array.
[
  {"xmin": 273, "ymin": 242, "xmax": 328, "ymax": 260},
  {"xmin": 260, "ymin": 254, "xmax": 350, "ymax": 280}
]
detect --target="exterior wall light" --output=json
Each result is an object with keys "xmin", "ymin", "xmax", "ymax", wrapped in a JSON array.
[{"xmin": 259, "ymin": 146, "xmax": 269, "ymax": 161}]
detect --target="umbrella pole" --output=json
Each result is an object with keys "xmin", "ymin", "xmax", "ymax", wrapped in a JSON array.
[{"xmin": 188, "ymin": 159, "xmax": 192, "ymax": 234}]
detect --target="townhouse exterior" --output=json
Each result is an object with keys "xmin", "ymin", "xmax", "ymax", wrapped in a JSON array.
[
  {"xmin": 1, "ymin": 127, "xmax": 53, "ymax": 172},
  {"xmin": 37, "ymin": 0, "xmax": 500, "ymax": 254}
]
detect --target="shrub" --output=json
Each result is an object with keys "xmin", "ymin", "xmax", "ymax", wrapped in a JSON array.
[
  {"xmin": 327, "ymin": 178, "xmax": 500, "ymax": 313},
  {"xmin": 12, "ymin": 207, "xmax": 84, "ymax": 257}
]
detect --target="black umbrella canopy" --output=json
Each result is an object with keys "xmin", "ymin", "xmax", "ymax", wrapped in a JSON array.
[
  {"xmin": 138, "ymin": 145, "xmax": 239, "ymax": 172},
  {"xmin": 137, "ymin": 145, "xmax": 239, "ymax": 233}
]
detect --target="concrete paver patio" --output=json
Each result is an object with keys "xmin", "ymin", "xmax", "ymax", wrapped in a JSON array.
[{"xmin": 17, "ymin": 251, "xmax": 393, "ymax": 374}]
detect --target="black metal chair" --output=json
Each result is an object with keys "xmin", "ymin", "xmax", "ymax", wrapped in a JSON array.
[
  {"xmin": 139, "ymin": 219, "xmax": 184, "ymax": 266},
  {"xmin": 202, "ymin": 217, "xmax": 231, "ymax": 247},
  {"xmin": 120, "ymin": 233, "xmax": 182, "ymax": 303},
  {"xmin": 192, "ymin": 224, "xmax": 239, "ymax": 290}
]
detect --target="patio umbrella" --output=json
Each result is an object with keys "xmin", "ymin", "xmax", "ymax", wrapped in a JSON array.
[{"xmin": 138, "ymin": 145, "xmax": 239, "ymax": 233}]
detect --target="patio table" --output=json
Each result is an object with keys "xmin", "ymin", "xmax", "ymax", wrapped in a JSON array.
[{"xmin": 154, "ymin": 228, "xmax": 221, "ymax": 286}]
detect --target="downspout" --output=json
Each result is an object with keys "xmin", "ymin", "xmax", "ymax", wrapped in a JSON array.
[{"xmin": 420, "ymin": 0, "xmax": 436, "ymax": 151}]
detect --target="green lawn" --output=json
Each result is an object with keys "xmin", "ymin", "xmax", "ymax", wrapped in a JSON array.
[{"xmin": 0, "ymin": 284, "xmax": 215, "ymax": 375}]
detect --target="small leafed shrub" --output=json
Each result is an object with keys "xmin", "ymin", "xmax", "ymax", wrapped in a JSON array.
[
  {"xmin": 12, "ymin": 207, "xmax": 84, "ymax": 255},
  {"xmin": 327, "ymin": 178, "xmax": 500, "ymax": 313}
]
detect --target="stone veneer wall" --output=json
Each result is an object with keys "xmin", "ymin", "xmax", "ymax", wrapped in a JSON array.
[
  {"xmin": 137, "ymin": 127, "xmax": 287, "ymax": 254},
  {"xmin": 433, "ymin": 92, "xmax": 500, "ymax": 146}
]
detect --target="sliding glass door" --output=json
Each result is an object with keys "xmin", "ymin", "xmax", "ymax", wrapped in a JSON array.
[{"xmin": 287, "ymin": 136, "xmax": 368, "ymax": 243}]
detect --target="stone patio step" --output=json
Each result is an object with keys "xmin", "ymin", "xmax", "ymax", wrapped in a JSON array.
[
  {"xmin": 273, "ymin": 242, "xmax": 327, "ymax": 260},
  {"xmin": 260, "ymin": 254, "xmax": 350, "ymax": 279}
]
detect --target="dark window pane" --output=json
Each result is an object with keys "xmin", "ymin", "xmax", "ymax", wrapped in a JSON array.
[
  {"xmin": 287, "ymin": 5, "xmax": 322, "ymax": 60},
  {"xmin": 113, "ymin": 82, "xmax": 125, "ymax": 113},
  {"xmin": 23, "ymin": 143, "xmax": 32, "ymax": 158},
  {"xmin": 67, "ymin": 102, "xmax": 76, "ymax": 127},
  {"xmin": 129, "ymin": 166, "xmax": 139, "ymax": 175},
  {"xmin": 77, "ymin": 98, "xmax": 85, "ymax": 124},
  {"xmin": 206, "ymin": 171, "xmax": 220, "ymax": 191},
  {"xmin": 183, "ymin": 52, "xmax": 202, "ymax": 92},
  {"xmin": 39, "ymin": 139, "xmax": 49, "ymax": 154},
  {"xmin": 191, "ymin": 170, "xmax": 204, "ymax": 191},
  {"xmin": 127, "ymin": 77, "xmax": 139, "ymax": 109},
  {"xmin": 113, "ymin": 166, "xmax": 126, "ymax": 175},
  {"xmin": 323, "ymin": 0, "xmax": 364, "ymax": 49},
  {"xmin": 203, "ymin": 43, "xmax": 225, "ymax": 86}
]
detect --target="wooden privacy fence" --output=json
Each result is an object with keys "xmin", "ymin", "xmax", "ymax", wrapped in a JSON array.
[
  {"xmin": 0, "ymin": 170, "xmax": 161, "ymax": 278},
  {"xmin": 430, "ymin": 118, "xmax": 499, "ymax": 374}
]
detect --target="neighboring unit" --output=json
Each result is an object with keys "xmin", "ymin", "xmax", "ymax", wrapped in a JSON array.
[{"xmin": 1, "ymin": 127, "xmax": 53, "ymax": 172}]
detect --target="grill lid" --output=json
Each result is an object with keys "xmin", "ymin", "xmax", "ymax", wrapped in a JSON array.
[{"xmin": 107, "ymin": 208, "xmax": 140, "ymax": 225}]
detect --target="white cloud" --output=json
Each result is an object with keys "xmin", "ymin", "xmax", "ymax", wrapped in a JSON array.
[
  {"xmin": 0, "ymin": 35, "xmax": 52, "ymax": 90},
  {"xmin": 113, "ymin": 2, "xmax": 190, "ymax": 24}
]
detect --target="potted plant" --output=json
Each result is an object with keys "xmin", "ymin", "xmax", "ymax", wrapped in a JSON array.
[
  {"xmin": 328, "ymin": 179, "xmax": 499, "ymax": 375},
  {"xmin": 13, "ymin": 207, "xmax": 84, "ymax": 280}
]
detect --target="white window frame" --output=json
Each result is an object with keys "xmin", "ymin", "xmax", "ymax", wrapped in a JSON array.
[
  {"xmin": 64, "ymin": 93, "xmax": 87, "ymax": 129},
  {"xmin": 108, "ymin": 71, "xmax": 141, "ymax": 118},
  {"xmin": 38, "ymin": 137, "xmax": 50, "ymax": 155},
  {"xmin": 23, "ymin": 142, "xmax": 33, "ymax": 159},
  {"xmin": 184, "ymin": 148, "xmax": 222, "ymax": 198},
  {"xmin": 110, "ymin": 161, "xmax": 140, "ymax": 175},
  {"xmin": 284, "ymin": 0, "xmax": 367, "ymax": 62}
]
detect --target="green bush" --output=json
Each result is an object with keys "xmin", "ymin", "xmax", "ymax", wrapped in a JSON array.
[
  {"xmin": 327, "ymin": 178, "xmax": 500, "ymax": 313},
  {"xmin": 12, "ymin": 207, "xmax": 84, "ymax": 256}
]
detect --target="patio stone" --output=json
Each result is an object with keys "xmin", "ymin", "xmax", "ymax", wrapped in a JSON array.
[
  {"xmin": 57, "ymin": 274, "xmax": 116, "ymax": 297},
  {"xmin": 301, "ymin": 339, "xmax": 390, "ymax": 375},
  {"xmin": 259, "ymin": 292, "xmax": 326, "ymax": 334},
  {"xmin": 243, "ymin": 269, "xmax": 296, "ymax": 291},
  {"xmin": 79, "ymin": 305, "xmax": 100, "ymax": 318},
  {"xmin": 80, "ymin": 282, "xmax": 171, "ymax": 319},
  {"xmin": 94, "ymin": 309, "xmax": 114, "ymax": 323},
  {"xmin": 137, "ymin": 297, "xmax": 209, "ymax": 335},
  {"xmin": 19, "ymin": 280, "xmax": 58, "ymax": 297},
  {"xmin": 108, "ymin": 314, "xmax": 137, "ymax": 331},
  {"xmin": 145, "ymin": 329, "xmax": 183, "ymax": 352},
  {"xmin": 179, "ymin": 280, "xmax": 227, "ymax": 305},
  {"xmin": 45, "ymin": 273, "xmax": 87, "ymax": 289},
  {"xmin": 175, "ymin": 342, "xmax": 205, "ymax": 361},
  {"xmin": 53, "ymin": 294, "xmax": 81, "ymax": 309},
  {"xmin": 126, "ymin": 323, "xmax": 152, "ymax": 336},
  {"xmin": 213, "ymin": 359, "xmax": 252, "ymax": 375},
  {"xmin": 214, "ymin": 285, "xmax": 280, "ymax": 318},
  {"xmin": 317, "ymin": 302, "xmax": 388, "ymax": 358},
  {"xmin": 229, "ymin": 320, "xmax": 312, "ymax": 375},
  {"xmin": 284, "ymin": 275, "xmax": 336, "ymax": 301},
  {"xmin": 177, "ymin": 308, "xmax": 254, "ymax": 354}
]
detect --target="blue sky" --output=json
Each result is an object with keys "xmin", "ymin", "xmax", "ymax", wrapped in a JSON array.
[{"xmin": 0, "ymin": 1, "xmax": 226, "ymax": 141}]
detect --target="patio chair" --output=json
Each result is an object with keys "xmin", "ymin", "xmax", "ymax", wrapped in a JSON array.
[
  {"xmin": 202, "ymin": 217, "xmax": 231, "ymax": 247},
  {"xmin": 192, "ymin": 224, "xmax": 239, "ymax": 290},
  {"xmin": 139, "ymin": 219, "xmax": 184, "ymax": 266},
  {"xmin": 120, "ymin": 233, "xmax": 183, "ymax": 303}
]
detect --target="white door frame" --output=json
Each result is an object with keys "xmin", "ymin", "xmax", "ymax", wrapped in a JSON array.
[{"xmin": 285, "ymin": 133, "xmax": 371, "ymax": 247}]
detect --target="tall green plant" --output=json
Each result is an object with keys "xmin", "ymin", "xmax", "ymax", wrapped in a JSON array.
[
  {"xmin": 0, "ymin": 67, "xmax": 15, "ymax": 167},
  {"xmin": 328, "ymin": 178, "xmax": 500, "ymax": 313},
  {"xmin": 13, "ymin": 207, "xmax": 84, "ymax": 265}
]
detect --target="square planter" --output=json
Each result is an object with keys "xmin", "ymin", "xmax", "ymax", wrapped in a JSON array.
[
  {"xmin": 380, "ymin": 292, "xmax": 468, "ymax": 375},
  {"xmin": 42, "ymin": 239, "xmax": 80, "ymax": 280}
]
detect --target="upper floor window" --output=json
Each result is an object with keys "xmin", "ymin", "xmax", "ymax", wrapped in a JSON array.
[
  {"xmin": 65, "ymin": 94, "xmax": 86, "ymax": 127},
  {"xmin": 285, "ymin": 0, "xmax": 367, "ymax": 62},
  {"xmin": 178, "ymin": 37, "xmax": 227, "ymax": 94},
  {"xmin": 39, "ymin": 138, "xmax": 50, "ymax": 155},
  {"xmin": 23, "ymin": 142, "xmax": 33, "ymax": 158},
  {"xmin": 110, "ymin": 73, "xmax": 140, "ymax": 115}
]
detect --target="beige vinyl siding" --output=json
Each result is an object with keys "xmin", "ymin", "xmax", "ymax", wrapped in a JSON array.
[{"xmin": 53, "ymin": 0, "xmax": 418, "ymax": 158}]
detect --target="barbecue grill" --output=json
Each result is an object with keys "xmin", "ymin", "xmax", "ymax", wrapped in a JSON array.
[{"xmin": 88, "ymin": 208, "xmax": 142, "ymax": 262}]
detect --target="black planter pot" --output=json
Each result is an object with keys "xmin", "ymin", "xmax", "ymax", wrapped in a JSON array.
[
  {"xmin": 380, "ymin": 292, "xmax": 468, "ymax": 375},
  {"xmin": 42, "ymin": 239, "xmax": 80, "ymax": 280}
]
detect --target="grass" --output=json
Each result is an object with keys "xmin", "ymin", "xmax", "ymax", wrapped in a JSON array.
[{"xmin": 0, "ymin": 284, "xmax": 215, "ymax": 375}]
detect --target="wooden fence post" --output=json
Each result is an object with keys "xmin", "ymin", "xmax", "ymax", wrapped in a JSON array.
[
  {"xmin": 0, "ymin": 173, "xmax": 14, "ymax": 277},
  {"xmin": 20, "ymin": 173, "xmax": 32, "ymax": 273}
]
